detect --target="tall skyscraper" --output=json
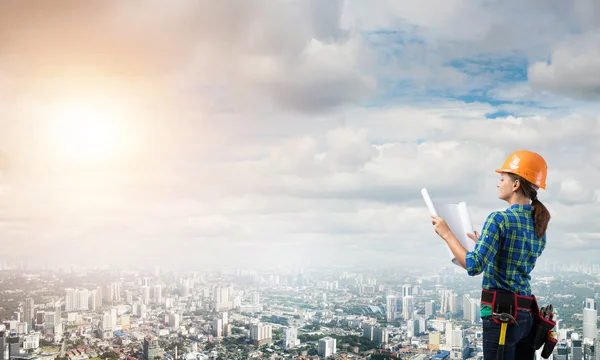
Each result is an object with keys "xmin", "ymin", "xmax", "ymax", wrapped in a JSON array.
[
  {"xmin": 23, "ymin": 298, "xmax": 34, "ymax": 330},
  {"xmin": 153, "ymin": 285, "xmax": 162, "ymax": 304},
  {"xmin": 425, "ymin": 300, "xmax": 436, "ymax": 318},
  {"xmin": 583, "ymin": 298, "xmax": 597, "ymax": 341},
  {"xmin": 142, "ymin": 286, "xmax": 150, "ymax": 305},
  {"xmin": 374, "ymin": 328, "xmax": 389, "ymax": 345},
  {"xmin": 571, "ymin": 334, "xmax": 583, "ymax": 360},
  {"xmin": 65, "ymin": 289, "xmax": 76, "ymax": 311},
  {"xmin": 96, "ymin": 286, "xmax": 103, "ymax": 307},
  {"xmin": 78, "ymin": 289, "xmax": 89, "ymax": 311},
  {"xmin": 0, "ymin": 331, "xmax": 6, "ymax": 360},
  {"xmin": 402, "ymin": 284, "xmax": 413, "ymax": 298},
  {"xmin": 386, "ymin": 295, "xmax": 397, "ymax": 322},
  {"xmin": 110, "ymin": 283, "xmax": 122, "ymax": 302},
  {"xmin": 403, "ymin": 295, "xmax": 415, "ymax": 320},
  {"xmin": 440, "ymin": 290, "xmax": 452, "ymax": 313},
  {"xmin": 143, "ymin": 336, "xmax": 158, "ymax": 360}
]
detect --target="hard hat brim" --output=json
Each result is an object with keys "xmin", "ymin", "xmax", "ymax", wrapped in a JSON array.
[{"xmin": 494, "ymin": 168, "xmax": 546, "ymax": 190}]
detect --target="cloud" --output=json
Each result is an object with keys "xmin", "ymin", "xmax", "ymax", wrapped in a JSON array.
[
  {"xmin": 0, "ymin": 0, "xmax": 373, "ymax": 113},
  {"xmin": 528, "ymin": 31, "xmax": 600, "ymax": 100},
  {"xmin": 0, "ymin": 1, "xmax": 599, "ymax": 269},
  {"xmin": 240, "ymin": 38, "xmax": 376, "ymax": 113}
]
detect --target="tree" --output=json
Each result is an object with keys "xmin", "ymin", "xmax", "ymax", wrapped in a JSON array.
[{"xmin": 39, "ymin": 339, "xmax": 54, "ymax": 347}]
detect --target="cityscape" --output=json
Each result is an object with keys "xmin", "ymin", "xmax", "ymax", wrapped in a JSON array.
[
  {"xmin": 1, "ymin": 1, "xmax": 600, "ymax": 360},
  {"xmin": 0, "ymin": 262, "xmax": 598, "ymax": 359}
]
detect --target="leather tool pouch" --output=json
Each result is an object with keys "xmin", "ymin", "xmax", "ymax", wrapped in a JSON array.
[
  {"xmin": 490, "ymin": 290, "xmax": 517, "ymax": 325},
  {"xmin": 532, "ymin": 305, "xmax": 557, "ymax": 355}
]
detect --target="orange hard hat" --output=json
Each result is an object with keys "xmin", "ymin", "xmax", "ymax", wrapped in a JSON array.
[{"xmin": 495, "ymin": 150, "xmax": 548, "ymax": 189}]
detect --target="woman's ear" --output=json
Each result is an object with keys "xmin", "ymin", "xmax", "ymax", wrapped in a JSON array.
[{"xmin": 512, "ymin": 179, "xmax": 520, "ymax": 192}]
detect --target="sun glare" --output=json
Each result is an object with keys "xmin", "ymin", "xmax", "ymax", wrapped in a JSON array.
[{"xmin": 51, "ymin": 99, "xmax": 125, "ymax": 164}]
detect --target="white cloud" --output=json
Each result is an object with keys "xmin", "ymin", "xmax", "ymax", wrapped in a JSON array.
[
  {"xmin": 237, "ymin": 37, "xmax": 376, "ymax": 113},
  {"xmin": 0, "ymin": 1, "xmax": 599, "ymax": 269},
  {"xmin": 529, "ymin": 31, "xmax": 600, "ymax": 99}
]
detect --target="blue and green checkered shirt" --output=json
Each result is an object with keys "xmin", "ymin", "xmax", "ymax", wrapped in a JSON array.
[{"xmin": 465, "ymin": 204, "xmax": 546, "ymax": 317}]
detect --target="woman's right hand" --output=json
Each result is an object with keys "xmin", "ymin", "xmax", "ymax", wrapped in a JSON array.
[{"xmin": 467, "ymin": 231, "xmax": 480, "ymax": 243}]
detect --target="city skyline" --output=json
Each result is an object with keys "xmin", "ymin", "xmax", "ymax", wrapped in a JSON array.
[{"xmin": 0, "ymin": 264, "xmax": 597, "ymax": 359}]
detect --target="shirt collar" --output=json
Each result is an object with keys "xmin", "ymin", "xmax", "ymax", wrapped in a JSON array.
[{"xmin": 508, "ymin": 204, "xmax": 533, "ymax": 211}]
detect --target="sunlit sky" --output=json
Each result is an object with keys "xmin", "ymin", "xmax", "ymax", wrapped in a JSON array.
[{"xmin": 0, "ymin": 1, "xmax": 599, "ymax": 269}]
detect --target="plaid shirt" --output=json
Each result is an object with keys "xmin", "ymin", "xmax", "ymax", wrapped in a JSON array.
[{"xmin": 465, "ymin": 204, "xmax": 546, "ymax": 297}]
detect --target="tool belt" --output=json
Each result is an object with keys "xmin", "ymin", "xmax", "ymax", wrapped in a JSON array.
[
  {"xmin": 481, "ymin": 289, "xmax": 534, "ymax": 325},
  {"xmin": 481, "ymin": 289, "xmax": 557, "ymax": 358}
]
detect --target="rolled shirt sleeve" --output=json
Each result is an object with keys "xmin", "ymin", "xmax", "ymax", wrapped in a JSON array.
[{"xmin": 465, "ymin": 211, "xmax": 505, "ymax": 276}]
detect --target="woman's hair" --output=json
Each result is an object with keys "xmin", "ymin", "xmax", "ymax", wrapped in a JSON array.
[{"xmin": 507, "ymin": 173, "xmax": 551, "ymax": 238}]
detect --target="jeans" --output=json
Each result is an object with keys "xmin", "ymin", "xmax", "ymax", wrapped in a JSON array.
[{"xmin": 482, "ymin": 310, "xmax": 535, "ymax": 360}]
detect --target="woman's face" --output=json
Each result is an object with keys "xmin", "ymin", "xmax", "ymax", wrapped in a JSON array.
[{"xmin": 497, "ymin": 173, "xmax": 517, "ymax": 201}]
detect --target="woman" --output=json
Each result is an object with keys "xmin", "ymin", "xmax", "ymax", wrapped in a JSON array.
[{"xmin": 431, "ymin": 150, "xmax": 551, "ymax": 360}]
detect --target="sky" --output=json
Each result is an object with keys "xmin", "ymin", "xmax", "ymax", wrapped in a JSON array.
[{"xmin": 0, "ymin": 0, "xmax": 599, "ymax": 270}]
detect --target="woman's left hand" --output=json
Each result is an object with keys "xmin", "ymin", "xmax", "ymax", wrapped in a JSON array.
[{"xmin": 431, "ymin": 215, "xmax": 451, "ymax": 241}]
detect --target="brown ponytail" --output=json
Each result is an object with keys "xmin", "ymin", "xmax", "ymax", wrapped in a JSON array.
[
  {"xmin": 531, "ymin": 198, "xmax": 551, "ymax": 238},
  {"xmin": 507, "ymin": 173, "xmax": 551, "ymax": 238}
]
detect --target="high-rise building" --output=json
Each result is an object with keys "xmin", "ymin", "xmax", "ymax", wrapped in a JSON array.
[
  {"xmin": 283, "ymin": 327, "xmax": 299, "ymax": 349},
  {"xmin": 35, "ymin": 311, "xmax": 45, "ymax": 329},
  {"xmin": 78, "ymin": 289, "xmax": 89, "ymax": 311},
  {"xmin": 168, "ymin": 312, "xmax": 180, "ymax": 329},
  {"xmin": 402, "ymin": 284, "xmax": 413, "ymax": 298},
  {"xmin": 386, "ymin": 295, "xmax": 397, "ymax": 322},
  {"xmin": 54, "ymin": 301, "xmax": 62, "ymax": 336},
  {"xmin": 318, "ymin": 337, "xmax": 336, "ymax": 357},
  {"xmin": 572, "ymin": 336, "xmax": 583, "ymax": 360},
  {"xmin": 374, "ymin": 328, "xmax": 389, "ymax": 346},
  {"xmin": 0, "ymin": 331, "xmax": 6, "ymax": 360},
  {"xmin": 554, "ymin": 342, "xmax": 568, "ymax": 360},
  {"xmin": 65, "ymin": 289, "xmax": 77, "ymax": 311},
  {"xmin": 142, "ymin": 286, "xmax": 150, "ymax": 305},
  {"xmin": 428, "ymin": 332, "xmax": 441, "ymax": 350},
  {"xmin": 95, "ymin": 286, "xmax": 103, "ymax": 307},
  {"xmin": 125, "ymin": 290, "xmax": 133, "ymax": 304},
  {"xmin": 250, "ymin": 323, "xmax": 272, "ymax": 346},
  {"xmin": 407, "ymin": 320, "xmax": 417, "ymax": 338},
  {"xmin": 583, "ymin": 341, "xmax": 595, "ymax": 360},
  {"xmin": 23, "ymin": 298, "xmax": 34, "ymax": 330},
  {"xmin": 143, "ymin": 336, "xmax": 158, "ymax": 360},
  {"xmin": 153, "ymin": 285, "xmax": 162, "ymax": 304},
  {"xmin": 214, "ymin": 286, "xmax": 232, "ymax": 311},
  {"xmin": 363, "ymin": 323, "xmax": 374, "ymax": 341},
  {"xmin": 89, "ymin": 290, "xmax": 97, "ymax": 310},
  {"xmin": 8, "ymin": 334, "xmax": 19, "ymax": 358},
  {"xmin": 65, "ymin": 288, "xmax": 94, "ymax": 311},
  {"xmin": 441, "ymin": 290, "xmax": 452, "ymax": 314},
  {"xmin": 450, "ymin": 328, "xmax": 470, "ymax": 360},
  {"xmin": 450, "ymin": 293, "xmax": 459, "ymax": 314},
  {"xmin": 111, "ymin": 283, "xmax": 122, "ymax": 302},
  {"xmin": 212, "ymin": 318, "xmax": 223, "ymax": 338},
  {"xmin": 425, "ymin": 300, "xmax": 436, "ymax": 318},
  {"xmin": 403, "ymin": 295, "xmax": 415, "ymax": 320},
  {"xmin": 446, "ymin": 321, "xmax": 453, "ymax": 347},
  {"xmin": 583, "ymin": 298, "xmax": 597, "ymax": 341}
]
